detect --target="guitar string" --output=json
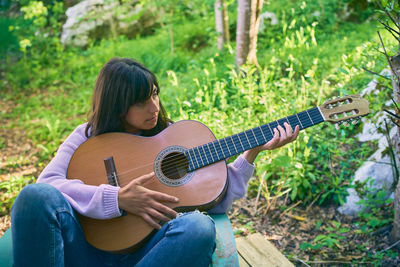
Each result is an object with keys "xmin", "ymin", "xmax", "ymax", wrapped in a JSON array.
[
  {"xmin": 113, "ymin": 111, "xmax": 323, "ymax": 181},
  {"xmin": 111, "ymin": 110, "xmax": 324, "ymax": 183}
]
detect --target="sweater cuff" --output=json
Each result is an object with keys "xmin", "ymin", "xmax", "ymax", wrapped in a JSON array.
[
  {"xmin": 102, "ymin": 184, "xmax": 122, "ymax": 218},
  {"xmin": 233, "ymin": 156, "xmax": 255, "ymax": 178}
]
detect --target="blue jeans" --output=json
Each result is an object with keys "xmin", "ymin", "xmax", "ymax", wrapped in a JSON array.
[{"xmin": 11, "ymin": 183, "xmax": 216, "ymax": 267}]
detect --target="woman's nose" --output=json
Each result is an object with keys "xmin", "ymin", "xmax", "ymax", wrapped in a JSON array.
[{"xmin": 149, "ymin": 98, "xmax": 159, "ymax": 113}]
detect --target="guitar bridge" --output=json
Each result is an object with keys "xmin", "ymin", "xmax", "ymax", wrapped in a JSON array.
[{"xmin": 104, "ymin": 156, "xmax": 120, "ymax": 187}]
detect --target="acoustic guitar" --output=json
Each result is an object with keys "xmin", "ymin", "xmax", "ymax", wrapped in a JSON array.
[{"xmin": 67, "ymin": 94, "xmax": 370, "ymax": 253}]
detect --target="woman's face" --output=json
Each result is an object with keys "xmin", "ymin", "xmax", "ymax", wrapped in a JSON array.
[{"xmin": 124, "ymin": 87, "xmax": 160, "ymax": 134}]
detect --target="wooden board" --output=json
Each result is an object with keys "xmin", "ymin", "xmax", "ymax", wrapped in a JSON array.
[{"xmin": 235, "ymin": 233, "xmax": 294, "ymax": 267}]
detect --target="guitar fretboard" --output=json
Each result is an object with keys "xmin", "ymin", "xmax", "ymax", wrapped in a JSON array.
[{"xmin": 184, "ymin": 107, "xmax": 324, "ymax": 172}]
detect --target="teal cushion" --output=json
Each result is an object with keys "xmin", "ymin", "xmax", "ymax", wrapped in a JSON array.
[
  {"xmin": 0, "ymin": 214, "xmax": 238, "ymax": 267},
  {"xmin": 210, "ymin": 214, "xmax": 239, "ymax": 267},
  {"xmin": 0, "ymin": 229, "xmax": 13, "ymax": 267}
]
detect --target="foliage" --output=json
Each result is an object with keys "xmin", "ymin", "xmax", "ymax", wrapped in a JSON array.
[
  {"xmin": 0, "ymin": 175, "xmax": 34, "ymax": 216},
  {"xmin": 298, "ymin": 179, "xmax": 395, "ymax": 265},
  {"xmin": 356, "ymin": 179, "xmax": 393, "ymax": 233}
]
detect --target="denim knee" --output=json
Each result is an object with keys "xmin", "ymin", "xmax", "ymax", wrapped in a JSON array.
[
  {"xmin": 180, "ymin": 212, "xmax": 216, "ymax": 247},
  {"xmin": 12, "ymin": 183, "xmax": 67, "ymax": 219}
]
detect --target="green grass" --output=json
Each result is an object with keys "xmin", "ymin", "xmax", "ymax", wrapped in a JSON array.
[{"xmin": 0, "ymin": 16, "xmax": 18, "ymax": 59}]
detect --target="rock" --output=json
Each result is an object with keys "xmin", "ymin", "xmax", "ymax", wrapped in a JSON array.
[
  {"xmin": 338, "ymin": 70, "xmax": 397, "ymax": 216},
  {"xmin": 61, "ymin": 0, "xmax": 157, "ymax": 47},
  {"xmin": 259, "ymin": 11, "xmax": 278, "ymax": 32}
]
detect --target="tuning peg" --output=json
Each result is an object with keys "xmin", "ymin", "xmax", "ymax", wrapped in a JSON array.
[
  {"xmin": 335, "ymin": 124, "xmax": 340, "ymax": 130},
  {"xmin": 343, "ymin": 121, "xmax": 349, "ymax": 127},
  {"xmin": 351, "ymin": 116, "xmax": 361, "ymax": 125}
]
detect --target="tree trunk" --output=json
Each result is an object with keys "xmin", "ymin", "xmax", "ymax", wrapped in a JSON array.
[
  {"xmin": 247, "ymin": 0, "xmax": 263, "ymax": 66},
  {"xmin": 235, "ymin": 0, "xmax": 251, "ymax": 67},
  {"xmin": 390, "ymin": 53, "xmax": 400, "ymax": 244},
  {"xmin": 223, "ymin": 1, "xmax": 230, "ymax": 44},
  {"xmin": 215, "ymin": 0, "xmax": 224, "ymax": 50}
]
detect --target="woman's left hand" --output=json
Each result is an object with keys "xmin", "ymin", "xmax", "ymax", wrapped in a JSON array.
[
  {"xmin": 243, "ymin": 122, "xmax": 299, "ymax": 164},
  {"xmin": 257, "ymin": 122, "xmax": 299, "ymax": 152}
]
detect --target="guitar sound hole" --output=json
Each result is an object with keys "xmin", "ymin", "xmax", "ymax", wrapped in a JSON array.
[{"xmin": 161, "ymin": 152, "xmax": 188, "ymax": 180}]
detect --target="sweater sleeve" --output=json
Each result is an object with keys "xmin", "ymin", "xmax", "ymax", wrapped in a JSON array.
[
  {"xmin": 208, "ymin": 156, "xmax": 255, "ymax": 214},
  {"xmin": 36, "ymin": 123, "xmax": 122, "ymax": 219}
]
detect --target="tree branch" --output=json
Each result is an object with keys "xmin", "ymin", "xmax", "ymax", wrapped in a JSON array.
[
  {"xmin": 378, "ymin": 24, "xmax": 400, "ymax": 44},
  {"xmin": 378, "ymin": 18, "xmax": 400, "ymax": 36},
  {"xmin": 378, "ymin": 31, "xmax": 400, "ymax": 83},
  {"xmin": 362, "ymin": 66, "xmax": 391, "ymax": 80},
  {"xmin": 377, "ymin": 1, "xmax": 400, "ymax": 30}
]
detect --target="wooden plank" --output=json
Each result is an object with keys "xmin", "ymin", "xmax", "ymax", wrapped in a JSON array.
[
  {"xmin": 238, "ymin": 253, "xmax": 250, "ymax": 267},
  {"xmin": 236, "ymin": 233, "xmax": 294, "ymax": 267}
]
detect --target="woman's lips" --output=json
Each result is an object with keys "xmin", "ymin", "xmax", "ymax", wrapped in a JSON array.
[{"xmin": 147, "ymin": 116, "xmax": 157, "ymax": 122}]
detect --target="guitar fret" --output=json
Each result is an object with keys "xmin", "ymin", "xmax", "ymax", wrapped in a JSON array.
[
  {"xmin": 253, "ymin": 127, "xmax": 264, "ymax": 144},
  {"xmin": 212, "ymin": 142, "xmax": 219, "ymax": 161},
  {"xmin": 239, "ymin": 133, "xmax": 249, "ymax": 148},
  {"xmin": 297, "ymin": 112, "xmax": 312, "ymax": 128},
  {"xmin": 218, "ymin": 140, "xmax": 226, "ymax": 158},
  {"xmin": 287, "ymin": 115, "xmax": 300, "ymax": 131},
  {"xmin": 201, "ymin": 146, "xmax": 208, "ymax": 165},
  {"xmin": 306, "ymin": 110, "xmax": 315, "ymax": 125},
  {"xmin": 309, "ymin": 108, "xmax": 324, "ymax": 124},
  {"xmin": 267, "ymin": 123, "xmax": 274, "ymax": 136},
  {"xmin": 295, "ymin": 113, "xmax": 304, "ymax": 129},
  {"xmin": 244, "ymin": 131, "xmax": 251, "ymax": 147},
  {"xmin": 207, "ymin": 144, "xmax": 215, "ymax": 162},
  {"xmin": 186, "ymin": 150, "xmax": 194, "ymax": 170},
  {"xmin": 237, "ymin": 134, "xmax": 245, "ymax": 151},
  {"xmin": 197, "ymin": 147, "xmax": 205, "ymax": 166},
  {"xmin": 230, "ymin": 136, "xmax": 238, "ymax": 153},
  {"xmin": 269, "ymin": 121, "xmax": 278, "ymax": 134},
  {"xmin": 192, "ymin": 147, "xmax": 199, "ymax": 167},
  {"xmin": 259, "ymin": 126, "xmax": 267, "ymax": 142},
  {"xmin": 251, "ymin": 128, "xmax": 259, "ymax": 146},
  {"xmin": 224, "ymin": 138, "xmax": 232, "ymax": 155}
]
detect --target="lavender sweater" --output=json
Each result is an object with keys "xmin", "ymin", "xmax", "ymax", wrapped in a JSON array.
[{"xmin": 37, "ymin": 123, "xmax": 255, "ymax": 219}]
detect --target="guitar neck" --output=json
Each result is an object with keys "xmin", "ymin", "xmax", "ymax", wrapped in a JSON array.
[{"xmin": 185, "ymin": 106, "xmax": 325, "ymax": 172}]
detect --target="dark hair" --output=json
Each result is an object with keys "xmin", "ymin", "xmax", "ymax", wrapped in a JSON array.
[{"xmin": 85, "ymin": 58, "xmax": 171, "ymax": 137}]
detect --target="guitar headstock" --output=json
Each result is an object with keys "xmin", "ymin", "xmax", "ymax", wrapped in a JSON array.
[{"xmin": 319, "ymin": 94, "xmax": 370, "ymax": 126}]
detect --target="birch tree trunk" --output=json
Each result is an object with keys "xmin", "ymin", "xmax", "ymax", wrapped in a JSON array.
[
  {"xmin": 223, "ymin": 1, "xmax": 230, "ymax": 44},
  {"xmin": 247, "ymin": 0, "xmax": 263, "ymax": 66},
  {"xmin": 235, "ymin": 0, "xmax": 251, "ymax": 67},
  {"xmin": 215, "ymin": 0, "xmax": 225, "ymax": 50}
]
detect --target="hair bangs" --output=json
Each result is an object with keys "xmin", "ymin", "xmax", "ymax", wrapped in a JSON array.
[{"xmin": 129, "ymin": 68, "xmax": 157, "ymax": 105}]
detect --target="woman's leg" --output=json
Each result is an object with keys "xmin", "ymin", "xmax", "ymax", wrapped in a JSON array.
[
  {"xmin": 11, "ymin": 183, "xmax": 106, "ymax": 267},
  {"xmin": 127, "ymin": 211, "xmax": 216, "ymax": 267}
]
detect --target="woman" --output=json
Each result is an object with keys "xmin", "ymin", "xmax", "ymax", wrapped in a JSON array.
[{"xmin": 11, "ymin": 58, "xmax": 299, "ymax": 266}]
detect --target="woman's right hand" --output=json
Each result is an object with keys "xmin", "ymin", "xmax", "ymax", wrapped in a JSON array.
[{"xmin": 117, "ymin": 172, "xmax": 179, "ymax": 229}]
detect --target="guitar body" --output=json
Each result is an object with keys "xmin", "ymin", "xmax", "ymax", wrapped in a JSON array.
[{"xmin": 67, "ymin": 120, "xmax": 228, "ymax": 253}]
